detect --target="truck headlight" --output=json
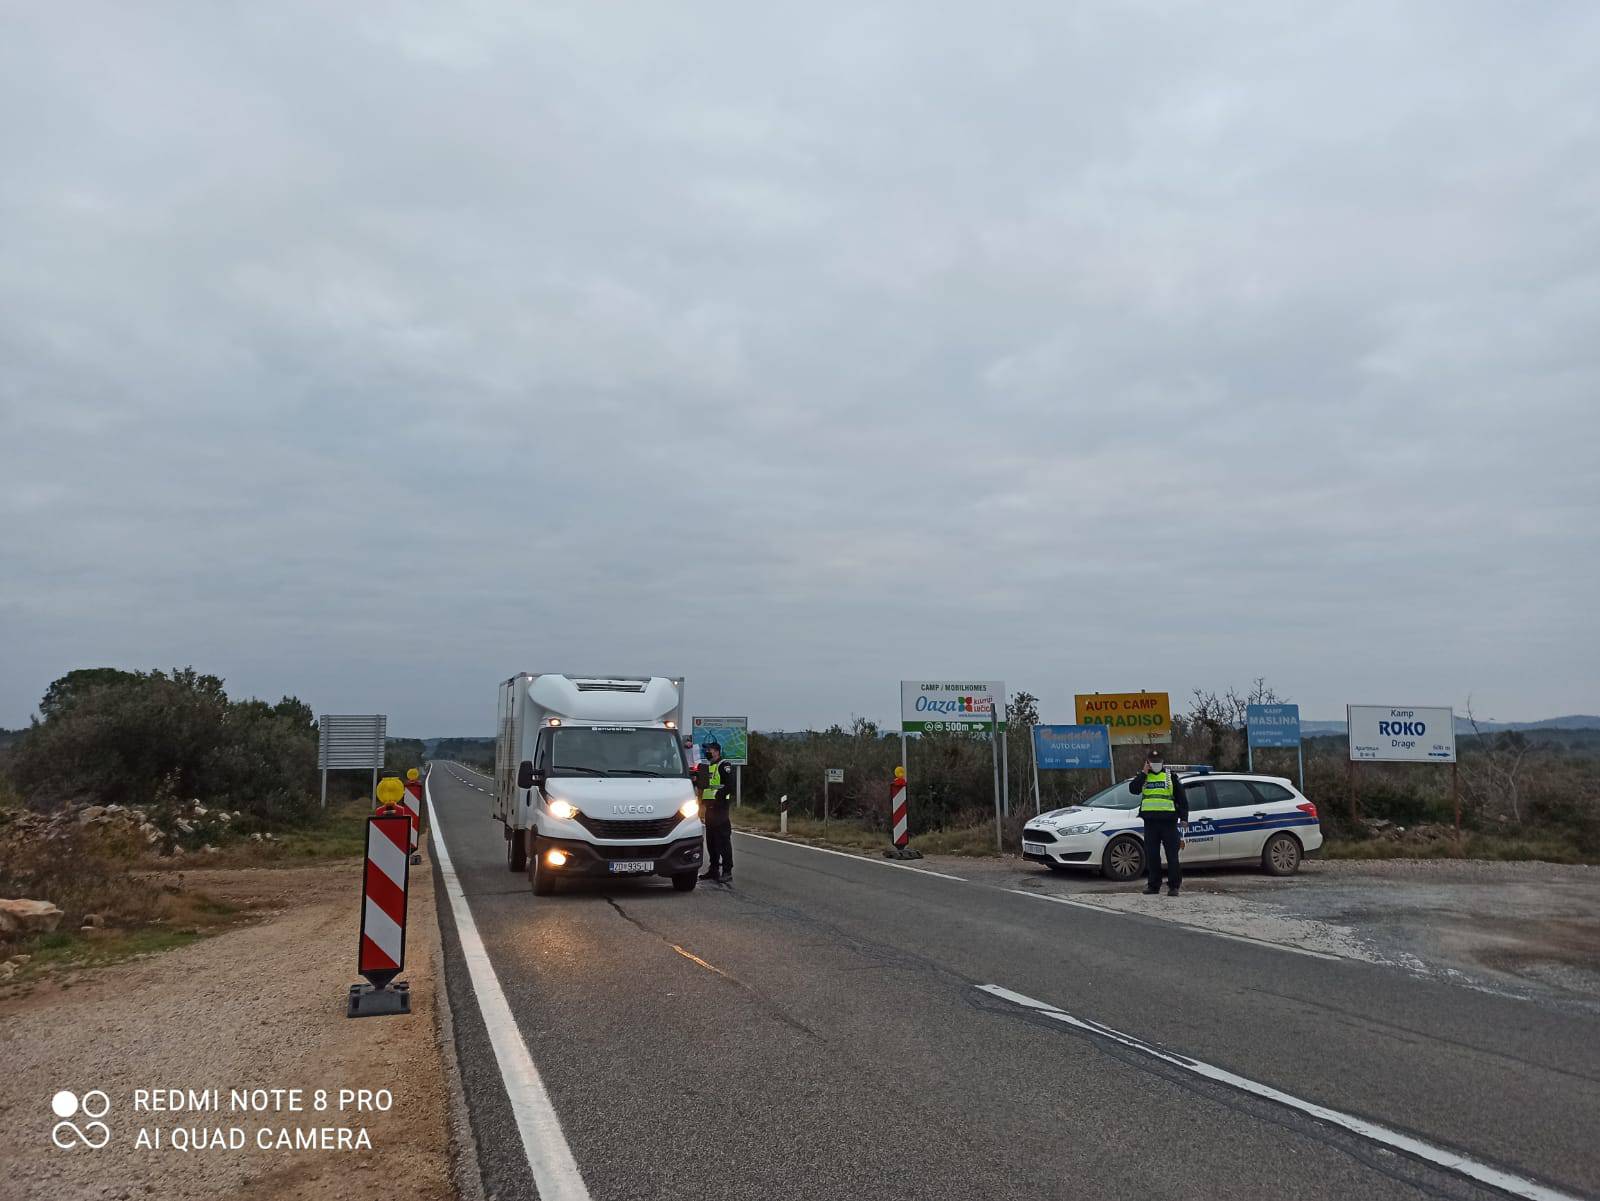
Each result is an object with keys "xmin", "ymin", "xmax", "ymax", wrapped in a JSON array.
[
  {"xmin": 1057, "ymin": 821, "xmax": 1104, "ymax": 836},
  {"xmin": 678, "ymin": 798, "xmax": 700, "ymax": 819},
  {"xmin": 547, "ymin": 799, "xmax": 579, "ymax": 821}
]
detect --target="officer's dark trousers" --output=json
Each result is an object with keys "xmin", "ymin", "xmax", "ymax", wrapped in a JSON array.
[
  {"xmin": 1142, "ymin": 814, "xmax": 1182, "ymax": 891},
  {"xmin": 706, "ymin": 823, "xmax": 733, "ymax": 877}
]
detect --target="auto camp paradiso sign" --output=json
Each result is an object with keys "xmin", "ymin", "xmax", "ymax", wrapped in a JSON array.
[{"xmin": 1073, "ymin": 692, "xmax": 1171, "ymax": 745}]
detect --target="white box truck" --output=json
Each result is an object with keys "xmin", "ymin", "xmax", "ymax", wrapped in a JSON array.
[{"xmin": 495, "ymin": 674, "xmax": 705, "ymax": 894}]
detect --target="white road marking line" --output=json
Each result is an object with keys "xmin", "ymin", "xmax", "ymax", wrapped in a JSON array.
[
  {"xmin": 1002, "ymin": 889, "xmax": 1343, "ymax": 961},
  {"xmin": 426, "ymin": 778, "xmax": 592, "ymax": 1201},
  {"xmin": 978, "ymin": 984, "xmax": 1581, "ymax": 1201},
  {"xmin": 735, "ymin": 829, "xmax": 966, "ymax": 881}
]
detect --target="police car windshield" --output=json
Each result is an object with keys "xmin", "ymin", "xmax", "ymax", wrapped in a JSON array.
[
  {"xmin": 548, "ymin": 727, "xmax": 686, "ymax": 777},
  {"xmin": 1080, "ymin": 779, "xmax": 1143, "ymax": 810}
]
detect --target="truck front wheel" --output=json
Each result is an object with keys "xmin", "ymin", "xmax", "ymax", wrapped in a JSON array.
[
  {"xmin": 529, "ymin": 838, "xmax": 556, "ymax": 896},
  {"xmin": 507, "ymin": 827, "xmax": 526, "ymax": 873},
  {"xmin": 672, "ymin": 872, "xmax": 698, "ymax": 892}
]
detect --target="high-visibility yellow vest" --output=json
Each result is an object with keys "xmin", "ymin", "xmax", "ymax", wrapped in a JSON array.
[
  {"xmin": 1140, "ymin": 770, "xmax": 1175, "ymax": 813},
  {"xmin": 701, "ymin": 762, "xmax": 723, "ymax": 802}
]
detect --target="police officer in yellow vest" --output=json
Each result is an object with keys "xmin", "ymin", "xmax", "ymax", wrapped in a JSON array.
[
  {"xmin": 1130, "ymin": 747, "xmax": 1189, "ymax": 896},
  {"xmin": 696, "ymin": 741, "xmax": 734, "ymax": 882}
]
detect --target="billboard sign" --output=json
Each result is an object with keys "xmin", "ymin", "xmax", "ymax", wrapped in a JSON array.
[
  {"xmin": 826, "ymin": 768, "xmax": 844, "ymax": 783},
  {"xmin": 1247, "ymin": 704, "xmax": 1301, "ymax": 749},
  {"xmin": 691, "ymin": 716, "xmax": 749, "ymax": 765},
  {"xmin": 900, "ymin": 680, "xmax": 1007, "ymax": 733},
  {"xmin": 1074, "ymin": 692, "xmax": 1171, "ymax": 745},
  {"xmin": 1347, "ymin": 705, "xmax": 1456, "ymax": 763},
  {"xmin": 1032, "ymin": 724, "xmax": 1112, "ymax": 771}
]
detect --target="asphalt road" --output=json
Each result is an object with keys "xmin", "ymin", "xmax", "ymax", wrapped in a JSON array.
[{"xmin": 425, "ymin": 764, "xmax": 1600, "ymax": 1201}]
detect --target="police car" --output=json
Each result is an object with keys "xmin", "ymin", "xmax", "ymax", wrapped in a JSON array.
[{"xmin": 1021, "ymin": 769, "xmax": 1322, "ymax": 881}]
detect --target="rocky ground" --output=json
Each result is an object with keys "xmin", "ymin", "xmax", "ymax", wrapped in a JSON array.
[
  {"xmin": 0, "ymin": 861, "xmax": 458, "ymax": 1201},
  {"xmin": 1, "ymin": 796, "xmax": 278, "ymax": 861}
]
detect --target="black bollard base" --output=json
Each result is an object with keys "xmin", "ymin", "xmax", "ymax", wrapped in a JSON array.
[
  {"xmin": 883, "ymin": 846, "xmax": 923, "ymax": 861},
  {"xmin": 346, "ymin": 980, "xmax": 410, "ymax": 1018}
]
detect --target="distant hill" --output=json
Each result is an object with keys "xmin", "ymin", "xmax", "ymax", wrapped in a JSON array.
[
  {"xmin": 1302, "ymin": 715, "xmax": 1600, "ymax": 737},
  {"xmin": 426, "ymin": 736, "xmax": 495, "ymax": 766}
]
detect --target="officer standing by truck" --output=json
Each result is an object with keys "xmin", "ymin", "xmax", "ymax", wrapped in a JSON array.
[
  {"xmin": 696, "ymin": 740, "xmax": 734, "ymax": 882},
  {"xmin": 1130, "ymin": 746, "xmax": 1188, "ymax": 896}
]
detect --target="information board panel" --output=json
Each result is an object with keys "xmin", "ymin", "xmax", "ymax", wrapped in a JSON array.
[{"xmin": 1347, "ymin": 705, "xmax": 1456, "ymax": 763}]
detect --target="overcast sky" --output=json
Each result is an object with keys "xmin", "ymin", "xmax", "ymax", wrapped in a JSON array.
[{"xmin": 3, "ymin": 2, "xmax": 1597, "ymax": 735}]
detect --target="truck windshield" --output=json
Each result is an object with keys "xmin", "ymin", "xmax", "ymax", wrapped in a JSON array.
[{"xmin": 547, "ymin": 727, "xmax": 686, "ymax": 778}]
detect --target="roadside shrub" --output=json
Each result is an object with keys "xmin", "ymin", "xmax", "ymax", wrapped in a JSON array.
[{"xmin": 6, "ymin": 668, "xmax": 320, "ymax": 825}]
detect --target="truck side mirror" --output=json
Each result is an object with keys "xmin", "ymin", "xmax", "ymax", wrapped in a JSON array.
[{"xmin": 517, "ymin": 760, "xmax": 536, "ymax": 790}]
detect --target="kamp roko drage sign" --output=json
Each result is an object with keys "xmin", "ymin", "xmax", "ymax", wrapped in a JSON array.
[
  {"xmin": 900, "ymin": 681, "xmax": 1007, "ymax": 733},
  {"xmin": 1074, "ymin": 692, "xmax": 1171, "ymax": 745},
  {"xmin": 1347, "ymin": 705, "xmax": 1456, "ymax": 763}
]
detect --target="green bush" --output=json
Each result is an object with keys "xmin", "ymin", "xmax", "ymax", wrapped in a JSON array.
[{"xmin": 7, "ymin": 668, "xmax": 321, "ymax": 825}]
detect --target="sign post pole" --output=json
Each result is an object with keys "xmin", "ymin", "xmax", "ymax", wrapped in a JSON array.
[
  {"xmin": 991, "ymin": 706, "xmax": 1003, "ymax": 853},
  {"xmin": 1030, "ymin": 728, "xmax": 1042, "ymax": 815},
  {"xmin": 900, "ymin": 729, "xmax": 909, "ymax": 837},
  {"xmin": 1452, "ymin": 761, "xmax": 1461, "ymax": 841},
  {"xmin": 822, "ymin": 771, "xmax": 828, "ymax": 834},
  {"xmin": 735, "ymin": 765, "xmax": 742, "ymax": 809},
  {"xmin": 1297, "ymin": 745, "xmax": 1304, "ymax": 792},
  {"xmin": 999, "ymin": 727, "xmax": 1010, "ymax": 817}
]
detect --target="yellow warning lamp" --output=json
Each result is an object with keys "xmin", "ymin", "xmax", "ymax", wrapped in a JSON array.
[
  {"xmin": 894, "ymin": 766, "xmax": 906, "ymax": 780},
  {"xmin": 375, "ymin": 776, "xmax": 405, "ymax": 809},
  {"xmin": 406, "ymin": 768, "xmax": 420, "ymax": 782}
]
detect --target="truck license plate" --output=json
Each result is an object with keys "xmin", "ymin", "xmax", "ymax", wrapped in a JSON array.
[{"xmin": 609, "ymin": 860, "xmax": 654, "ymax": 874}]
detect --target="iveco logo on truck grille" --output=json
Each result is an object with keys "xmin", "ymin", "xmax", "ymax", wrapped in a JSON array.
[{"xmin": 612, "ymin": 804, "xmax": 656, "ymax": 815}]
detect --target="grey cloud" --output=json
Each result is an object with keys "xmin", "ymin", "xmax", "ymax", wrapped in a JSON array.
[{"xmin": 2, "ymin": 1, "xmax": 1597, "ymax": 733}]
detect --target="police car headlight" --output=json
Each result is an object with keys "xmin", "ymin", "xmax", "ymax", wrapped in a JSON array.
[
  {"xmin": 1057, "ymin": 821, "xmax": 1104, "ymax": 836},
  {"xmin": 546, "ymin": 798, "xmax": 579, "ymax": 821},
  {"xmin": 679, "ymin": 798, "xmax": 700, "ymax": 819}
]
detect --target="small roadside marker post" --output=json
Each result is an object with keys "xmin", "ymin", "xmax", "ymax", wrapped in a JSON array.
[
  {"xmin": 824, "ymin": 768, "xmax": 843, "ymax": 836},
  {"xmin": 779, "ymin": 794, "xmax": 789, "ymax": 835},
  {"xmin": 348, "ymin": 777, "xmax": 412, "ymax": 1019},
  {"xmin": 884, "ymin": 765, "xmax": 921, "ymax": 860}
]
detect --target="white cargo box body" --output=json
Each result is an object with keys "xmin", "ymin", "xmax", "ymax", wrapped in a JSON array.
[{"xmin": 494, "ymin": 674, "xmax": 704, "ymax": 892}]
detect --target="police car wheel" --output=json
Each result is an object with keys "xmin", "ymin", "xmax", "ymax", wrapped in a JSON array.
[
  {"xmin": 1262, "ymin": 832, "xmax": 1302, "ymax": 877},
  {"xmin": 1101, "ymin": 835, "xmax": 1145, "ymax": 882}
]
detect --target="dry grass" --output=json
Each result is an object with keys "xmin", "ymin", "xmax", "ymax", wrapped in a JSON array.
[
  {"xmin": 197, "ymin": 797, "xmax": 375, "ymax": 866},
  {"xmin": 0, "ymin": 802, "xmax": 369, "ymax": 980}
]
